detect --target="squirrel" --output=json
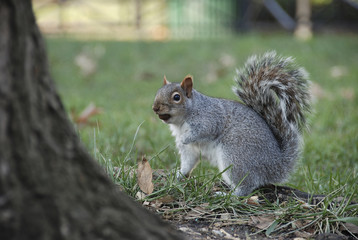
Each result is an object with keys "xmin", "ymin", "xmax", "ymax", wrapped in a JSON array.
[{"xmin": 152, "ymin": 51, "xmax": 311, "ymax": 196}]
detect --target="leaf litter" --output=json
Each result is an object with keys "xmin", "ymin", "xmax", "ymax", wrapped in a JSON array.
[{"xmin": 130, "ymin": 161, "xmax": 357, "ymax": 239}]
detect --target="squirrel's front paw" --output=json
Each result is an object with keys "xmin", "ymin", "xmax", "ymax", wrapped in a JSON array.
[
  {"xmin": 176, "ymin": 170, "xmax": 190, "ymax": 180},
  {"xmin": 176, "ymin": 170, "xmax": 184, "ymax": 180}
]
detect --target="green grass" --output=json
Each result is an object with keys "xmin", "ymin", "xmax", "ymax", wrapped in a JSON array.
[{"xmin": 47, "ymin": 33, "xmax": 358, "ymax": 237}]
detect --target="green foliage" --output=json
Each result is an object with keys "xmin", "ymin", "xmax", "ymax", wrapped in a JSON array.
[{"xmin": 47, "ymin": 33, "xmax": 358, "ymax": 236}]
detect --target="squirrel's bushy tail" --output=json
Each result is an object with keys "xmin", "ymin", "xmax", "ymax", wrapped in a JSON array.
[{"xmin": 233, "ymin": 51, "xmax": 311, "ymax": 162}]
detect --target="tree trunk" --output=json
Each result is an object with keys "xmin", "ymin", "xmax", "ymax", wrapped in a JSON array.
[{"xmin": 0, "ymin": 1, "xmax": 182, "ymax": 239}]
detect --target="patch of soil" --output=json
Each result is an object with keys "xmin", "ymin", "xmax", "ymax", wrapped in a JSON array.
[
  {"xmin": 169, "ymin": 219, "xmax": 353, "ymax": 240},
  {"xmin": 171, "ymin": 220, "xmax": 269, "ymax": 240}
]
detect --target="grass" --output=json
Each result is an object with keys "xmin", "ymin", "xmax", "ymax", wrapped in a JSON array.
[{"xmin": 46, "ymin": 33, "xmax": 358, "ymax": 238}]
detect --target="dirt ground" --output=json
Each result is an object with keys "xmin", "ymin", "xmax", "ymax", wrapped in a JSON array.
[{"xmin": 171, "ymin": 220, "xmax": 352, "ymax": 240}]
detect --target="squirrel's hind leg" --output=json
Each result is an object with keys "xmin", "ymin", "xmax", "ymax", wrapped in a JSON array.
[
  {"xmin": 221, "ymin": 170, "xmax": 255, "ymax": 197},
  {"xmin": 218, "ymin": 154, "xmax": 257, "ymax": 197}
]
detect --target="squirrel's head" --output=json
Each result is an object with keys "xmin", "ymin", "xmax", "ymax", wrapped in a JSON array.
[{"xmin": 152, "ymin": 75, "xmax": 193, "ymax": 125}]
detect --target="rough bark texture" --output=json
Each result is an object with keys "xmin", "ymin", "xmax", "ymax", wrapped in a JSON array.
[{"xmin": 0, "ymin": 1, "xmax": 182, "ymax": 239}]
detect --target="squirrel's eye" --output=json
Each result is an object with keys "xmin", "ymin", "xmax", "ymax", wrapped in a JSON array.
[{"xmin": 173, "ymin": 94, "xmax": 181, "ymax": 102}]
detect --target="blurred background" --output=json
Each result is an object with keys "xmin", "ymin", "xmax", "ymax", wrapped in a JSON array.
[{"xmin": 33, "ymin": 0, "xmax": 358, "ymax": 40}]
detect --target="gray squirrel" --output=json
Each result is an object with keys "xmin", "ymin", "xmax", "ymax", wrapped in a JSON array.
[{"xmin": 152, "ymin": 51, "xmax": 311, "ymax": 196}]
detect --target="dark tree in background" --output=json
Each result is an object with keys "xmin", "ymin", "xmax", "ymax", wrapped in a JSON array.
[{"xmin": 0, "ymin": 1, "xmax": 181, "ymax": 239}]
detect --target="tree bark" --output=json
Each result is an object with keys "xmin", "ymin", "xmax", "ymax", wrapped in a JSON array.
[{"xmin": 0, "ymin": 1, "xmax": 182, "ymax": 239}]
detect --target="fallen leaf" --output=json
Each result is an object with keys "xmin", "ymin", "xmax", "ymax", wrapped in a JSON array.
[
  {"xmin": 73, "ymin": 102, "xmax": 103, "ymax": 127},
  {"xmin": 156, "ymin": 195, "xmax": 175, "ymax": 204},
  {"xmin": 249, "ymin": 215, "xmax": 276, "ymax": 230},
  {"xmin": 246, "ymin": 195, "xmax": 260, "ymax": 206},
  {"xmin": 341, "ymin": 222, "xmax": 358, "ymax": 234},
  {"xmin": 137, "ymin": 157, "xmax": 154, "ymax": 194},
  {"xmin": 136, "ymin": 191, "xmax": 146, "ymax": 200}
]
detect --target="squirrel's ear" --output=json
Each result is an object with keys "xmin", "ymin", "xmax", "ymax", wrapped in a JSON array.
[
  {"xmin": 163, "ymin": 75, "xmax": 170, "ymax": 85},
  {"xmin": 181, "ymin": 75, "xmax": 193, "ymax": 98}
]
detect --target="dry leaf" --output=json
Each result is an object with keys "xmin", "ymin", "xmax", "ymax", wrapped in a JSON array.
[
  {"xmin": 76, "ymin": 103, "xmax": 102, "ymax": 123},
  {"xmin": 249, "ymin": 215, "xmax": 276, "ymax": 230},
  {"xmin": 137, "ymin": 157, "xmax": 154, "ymax": 194},
  {"xmin": 72, "ymin": 103, "xmax": 103, "ymax": 127},
  {"xmin": 156, "ymin": 195, "xmax": 175, "ymax": 204},
  {"xmin": 246, "ymin": 195, "xmax": 260, "ymax": 206},
  {"xmin": 341, "ymin": 222, "xmax": 358, "ymax": 234},
  {"xmin": 136, "ymin": 191, "xmax": 146, "ymax": 200}
]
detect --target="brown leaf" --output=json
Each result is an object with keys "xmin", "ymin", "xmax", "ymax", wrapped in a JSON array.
[
  {"xmin": 249, "ymin": 215, "xmax": 276, "ymax": 230},
  {"xmin": 135, "ymin": 191, "xmax": 146, "ymax": 200},
  {"xmin": 341, "ymin": 222, "xmax": 358, "ymax": 234},
  {"xmin": 246, "ymin": 195, "xmax": 260, "ymax": 206},
  {"xmin": 75, "ymin": 102, "xmax": 102, "ymax": 124},
  {"xmin": 137, "ymin": 157, "xmax": 154, "ymax": 194},
  {"xmin": 72, "ymin": 103, "xmax": 103, "ymax": 127},
  {"xmin": 156, "ymin": 195, "xmax": 175, "ymax": 204}
]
